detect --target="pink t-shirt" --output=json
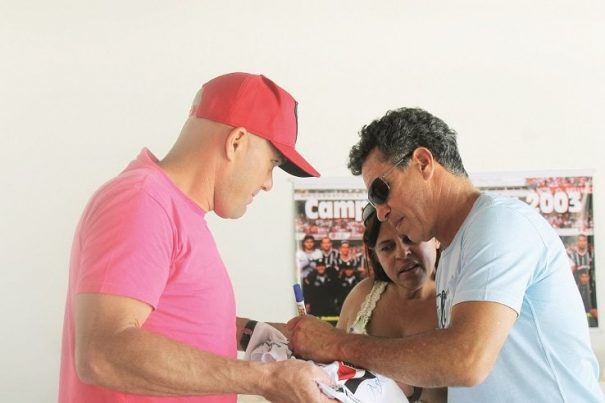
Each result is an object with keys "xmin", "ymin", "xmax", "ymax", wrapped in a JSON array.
[{"xmin": 59, "ymin": 149, "xmax": 237, "ymax": 403}]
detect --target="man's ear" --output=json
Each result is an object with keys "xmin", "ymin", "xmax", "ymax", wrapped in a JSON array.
[
  {"xmin": 412, "ymin": 147, "xmax": 435, "ymax": 180},
  {"xmin": 224, "ymin": 127, "xmax": 249, "ymax": 162},
  {"xmin": 434, "ymin": 238, "xmax": 441, "ymax": 249}
]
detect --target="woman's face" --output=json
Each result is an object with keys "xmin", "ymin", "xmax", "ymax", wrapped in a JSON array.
[{"xmin": 374, "ymin": 221, "xmax": 438, "ymax": 290}]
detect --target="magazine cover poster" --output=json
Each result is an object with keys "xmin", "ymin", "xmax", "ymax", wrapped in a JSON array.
[
  {"xmin": 473, "ymin": 172, "xmax": 597, "ymax": 327},
  {"xmin": 293, "ymin": 183, "xmax": 368, "ymax": 325},
  {"xmin": 294, "ymin": 173, "xmax": 596, "ymax": 328}
]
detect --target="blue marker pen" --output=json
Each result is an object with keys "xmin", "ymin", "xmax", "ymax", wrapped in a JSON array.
[{"xmin": 292, "ymin": 283, "xmax": 307, "ymax": 316}]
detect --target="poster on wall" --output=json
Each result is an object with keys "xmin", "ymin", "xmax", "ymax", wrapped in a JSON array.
[
  {"xmin": 293, "ymin": 171, "xmax": 596, "ymax": 327},
  {"xmin": 292, "ymin": 178, "xmax": 368, "ymax": 325},
  {"xmin": 472, "ymin": 171, "xmax": 597, "ymax": 327}
]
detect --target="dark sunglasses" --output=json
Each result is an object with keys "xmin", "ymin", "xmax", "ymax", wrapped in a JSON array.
[{"xmin": 367, "ymin": 152, "xmax": 412, "ymax": 207}]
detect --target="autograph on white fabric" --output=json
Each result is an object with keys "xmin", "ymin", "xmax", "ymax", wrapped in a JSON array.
[{"xmin": 244, "ymin": 322, "xmax": 408, "ymax": 403}]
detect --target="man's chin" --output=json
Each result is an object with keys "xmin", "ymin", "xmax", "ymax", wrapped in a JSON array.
[
  {"xmin": 215, "ymin": 205, "xmax": 247, "ymax": 220},
  {"xmin": 229, "ymin": 208, "xmax": 247, "ymax": 220}
]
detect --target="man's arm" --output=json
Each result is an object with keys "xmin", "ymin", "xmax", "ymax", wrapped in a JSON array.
[
  {"xmin": 288, "ymin": 300, "xmax": 517, "ymax": 388},
  {"xmin": 75, "ymin": 293, "xmax": 333, "ymax": 401}
]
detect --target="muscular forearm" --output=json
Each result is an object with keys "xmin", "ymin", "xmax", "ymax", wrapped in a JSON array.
[
  {"xmin": 289, "ymin": 302, "xmax": 514, "ymax": 388},
  {"xmin": 78, "ymin": 326, "xmax": 270, "ymax": 396},
  {"xmin": 74, "ymin": 295, "xmax": 332, "ymax": 401},
  {"xmin": 336, "ymin": 330, "xmax": 484, "ymax": 388}
]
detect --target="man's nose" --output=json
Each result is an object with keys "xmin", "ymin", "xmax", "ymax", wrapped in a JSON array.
[
  {"xmin": 375, "ymin": 204, "xmax": 390, "ymax": 222},
  {"xmin": 261, "ymin": 172, "xmax": 274, "ymax": 192}
]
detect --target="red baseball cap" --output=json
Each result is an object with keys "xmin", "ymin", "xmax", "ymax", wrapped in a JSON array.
[{"xmin": 190, "ymin": 72, "xmax": 320, "ymax": 177}]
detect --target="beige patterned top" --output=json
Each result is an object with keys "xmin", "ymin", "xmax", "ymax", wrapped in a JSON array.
[{"xmin": 348, "ymin": 280, "xmax": 388, "ymax": 335}]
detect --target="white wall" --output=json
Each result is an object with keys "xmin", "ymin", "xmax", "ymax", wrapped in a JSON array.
[{"xmin": 1, "ymin": 1, "xmax": 603, "ymax": 401}]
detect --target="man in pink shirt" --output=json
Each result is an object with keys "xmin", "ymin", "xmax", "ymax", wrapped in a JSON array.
[{"xmin": 59, "ymin": 72, "xmax": 333, "ymax": 402}]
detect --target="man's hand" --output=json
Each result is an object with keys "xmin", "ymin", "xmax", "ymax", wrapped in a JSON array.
[
  {"xmin": 260, "ymin": 359, "xmax": 335, "ymax": 402},
  {"xmin": 287, "ymin": 316, "xmax": 347, "ymax": 363}
]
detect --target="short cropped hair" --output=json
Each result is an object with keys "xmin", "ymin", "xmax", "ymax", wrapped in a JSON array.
[{"xmin": 348, "ymin": 107, "xmax": 468, "ymax": 177}]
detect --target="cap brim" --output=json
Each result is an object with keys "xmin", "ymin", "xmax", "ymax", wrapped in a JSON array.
[{"xmin": 271, "ymin": 142, "xmax": 320, "ymax": 178}]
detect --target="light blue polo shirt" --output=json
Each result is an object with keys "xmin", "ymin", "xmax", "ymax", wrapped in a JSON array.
[{"xmin": 437, "ymin": 193, "xmax": 602, "ymax": 402}]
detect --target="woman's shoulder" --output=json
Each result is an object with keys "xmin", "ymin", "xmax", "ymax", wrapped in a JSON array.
[
  {"xmin": 352, "ymin": 277, "xmax": 377, "ymax": 294},
  {"xmin": 349, "ymin": 277, "xmax": 387, "ymax": 305},
  {"xmin": 337, "ymin": 279, "xmax": 376, "ymax": 328}
]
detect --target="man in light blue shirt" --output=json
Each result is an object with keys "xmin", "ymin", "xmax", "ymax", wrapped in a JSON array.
[
  {"xmin": 438, "ymin": 191, "xmax": 600, "ymax": 401},
  {"xmin": 288, "ymin": 107, "xmax": 603, "ymax": 402}
]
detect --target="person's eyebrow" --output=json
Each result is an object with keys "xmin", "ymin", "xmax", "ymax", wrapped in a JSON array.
[{"xmin": 377, "ymin": 239, "xmax": 393, "ymax": 248}]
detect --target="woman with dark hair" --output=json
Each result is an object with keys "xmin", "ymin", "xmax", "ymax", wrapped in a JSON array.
[{"xmin": 336, "ymin": 204, "xmax": 446, "ymax": 403}]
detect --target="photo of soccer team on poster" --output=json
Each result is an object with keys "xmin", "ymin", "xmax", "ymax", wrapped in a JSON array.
[
  {"xmin": 293, "ymin": 173, "xmax": 597, "ymax": 327},
  {"xmin": 293, "ymin": 187, "xmax": 368, "ymax": 325}
]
